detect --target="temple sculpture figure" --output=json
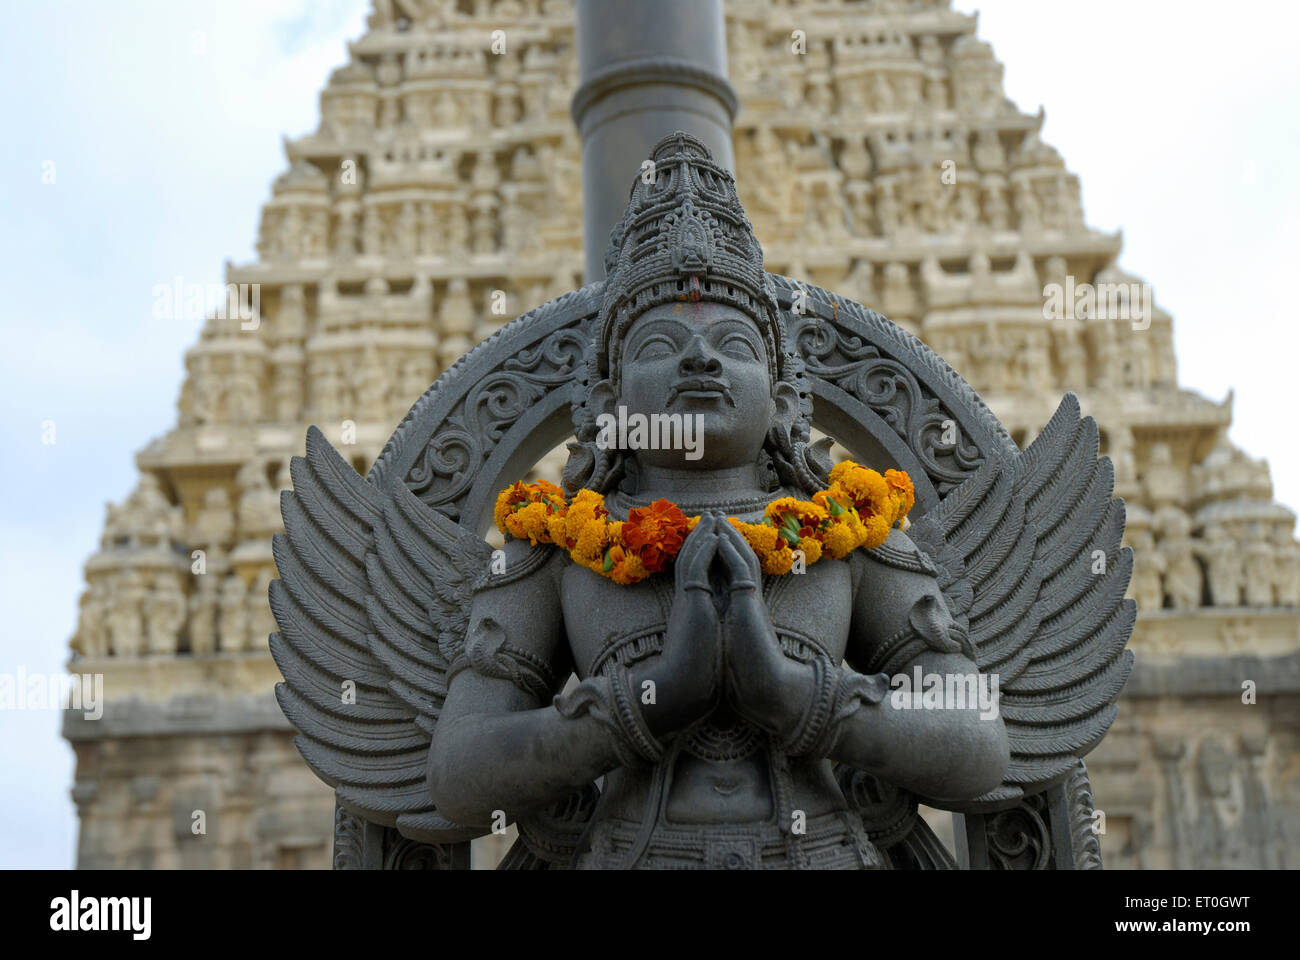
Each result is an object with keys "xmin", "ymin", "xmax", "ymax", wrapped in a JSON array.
[{"xmin": 271, "ymin": 133, "xmax": 1134, "ymax": 869}]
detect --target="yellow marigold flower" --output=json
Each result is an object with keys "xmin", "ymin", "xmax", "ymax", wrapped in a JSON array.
[
  {"xmin": 813, "ymin": 486, "xmax": 850, "ymax": 517},
  {"xmin": 610, "ymin": 558, "xmax": 650, "ymax": 585},
  {"xmin": 493, "ymin": 481, "xmax": 526, "ymax": 533},
  {"xmin": 736, "ymin": 522, "xmax": 779, "ymax": 556},
  {"xmin": 764, "ymin": 497, "xmax": 826, "ymax": 524},
  {"xmin": 604, "ymin": 543, "xmax": 649, "ymax": 585},
  {"xmin": 545, "ymin": 513, "xmax": 569, "ymax": 546},
  {"xmin": 828, "ymin": 461, "xmax": 858, "ymax": 485},
  {"xmin": 822, "ymin": 522, "xmax": 859, "ymax": 559},
  {"xmin": 832, "ymin": 463, "xmax": 890, "ymax": 515},
  {"xmin": 563, "ymin": 489, "xmax": 608, "ymax": 546},
  {"xmin": 859, "ymin": 512, "xmax": 892, "ymax": 550},
  {"xmin": 573, "ymin": 516, "xmax": 612, "ymax": 565},
  {"xmin": 506, "ymin": 500, "xmax": 554, "ymax": 545},
  {"xmin": 760, "ymin": 544, "xmax": 795, "ymax": 575},
  {"xmin": 797, "ymin": 536, "xmax": 823, "ymax": 564}
]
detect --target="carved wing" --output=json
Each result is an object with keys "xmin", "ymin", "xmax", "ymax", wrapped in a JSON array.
[
  {"xmin": 907, "ymin": 393, "xmax": 1135, "ymax": 808},
  {"xmin": 270, "ymin": 426, "xmax": 492, "ymax": 842}
]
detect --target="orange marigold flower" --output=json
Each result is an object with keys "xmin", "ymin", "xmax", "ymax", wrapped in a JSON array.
[
  {"xmin": 601, "ymin": 542, "xmax": 650, "ymax": 585},
  {"xmin": 622, "ymin": 499, "xmax": 690, "ymax": 573},
  {"xmin": 883, "ymin": 469, "xmax": 915, "ymax": 526},
  {"xmin": 493, "ymin": 481, "xmax": 529, "ymax": 533}
]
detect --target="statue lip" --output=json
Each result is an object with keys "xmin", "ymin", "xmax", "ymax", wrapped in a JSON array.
[{"xmin": 669, "ymin": 377, "xmax": 733, "ymax": 405}]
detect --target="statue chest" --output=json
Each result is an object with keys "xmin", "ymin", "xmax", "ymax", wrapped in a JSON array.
[{"xmin": 559, "ymin": 556, "xmax": 854, "ymax": 678}]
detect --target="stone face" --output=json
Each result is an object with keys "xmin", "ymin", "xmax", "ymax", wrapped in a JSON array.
[{"xmin": 67, "ymin": 0, "xmax": 1300, "ymax": 869}]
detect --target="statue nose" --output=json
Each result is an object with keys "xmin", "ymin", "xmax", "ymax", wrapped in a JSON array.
[{"xmin": 679, "ymin": 336, "xmax": 722, "ymax": 376}]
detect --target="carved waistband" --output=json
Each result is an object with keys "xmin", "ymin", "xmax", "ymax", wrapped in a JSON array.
[{"xmin": 576, "ymin": 810, "xmax": 885, "ymax": 870}]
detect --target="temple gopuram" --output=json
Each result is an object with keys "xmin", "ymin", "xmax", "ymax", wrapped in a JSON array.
[{"xmin": 65, "ymin": 0, "xmax": 1299, "ymax": 869}]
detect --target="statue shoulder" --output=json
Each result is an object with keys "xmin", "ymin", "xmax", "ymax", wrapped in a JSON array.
[
  {"xmin": 848, "ymin": 528, "xmax": 964, "ymax": 667},
  {"xmin": 477, "ymin": 538, "xmax": 568, "ymax": 598},
  {"xmin": 453, "ymin": 540, "xmax": 571, "ymax": 702},
  {"xmin": 850, "ymin": 528, "xmax": 940, "ymax": 582}
]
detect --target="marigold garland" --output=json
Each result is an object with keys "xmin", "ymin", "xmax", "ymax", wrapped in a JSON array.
[{"xmin": 493, "ymin": 461, "xmax": 915, "ymax": 585}]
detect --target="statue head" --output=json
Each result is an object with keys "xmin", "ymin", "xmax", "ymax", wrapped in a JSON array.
[{"xmin": 565, "ymin": 132, "xmax": 827, "ymax": 496}]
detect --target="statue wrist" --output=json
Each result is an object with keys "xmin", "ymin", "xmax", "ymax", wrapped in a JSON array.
[
  {"xmin": 779, "ymin": 662, "xmax": 892, "ymax": 758},
  {"xmin": 553, "ymin": 671, "xmax": 665, "ymax": 767}
]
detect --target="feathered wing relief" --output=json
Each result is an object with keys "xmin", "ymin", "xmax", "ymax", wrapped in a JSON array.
[
  {"xmin": 270, "ymin": 426, "xmax": 487, "ymax": 843},
  {"xmin": 908, "ymin": 392, "xmax": 1136, "ymax": 809}
]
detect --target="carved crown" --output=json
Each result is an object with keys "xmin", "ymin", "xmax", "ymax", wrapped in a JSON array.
[{"xmin": 597, "ymin": 131, "xmax": 784, "ymax": 383}]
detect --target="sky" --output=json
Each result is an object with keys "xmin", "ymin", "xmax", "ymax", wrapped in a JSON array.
[{"xmin": 0, "ymin": 0, "xmax": 1297, "ymax": 869}]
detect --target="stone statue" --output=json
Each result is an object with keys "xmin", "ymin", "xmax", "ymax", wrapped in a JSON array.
[
  {"xmin": 106, "ymin": 569, "xmax": 146, "ymax": 659},
  {"xmin": 1157, "ymin": 506, "xmax": 1201, "ymax": 610},
  {"xmin": 271, "ymin": 134, "xmax": 1133, "ymax": 870},
  {"xmin": 194, "ymin": 487, "xmax": 234, "ymax": 549},
  {"xmin": 189, "ymin": 575, "xmax": 219, "ymax": 656},
  {"xmin": 78, "ymin": 583, "xmax": 110, "ymax": 659},
  {"xmin": 1198, "ymin": 522, "xmax": 1242, "ymax": 608},
  {"xmin": 144, "ymin": 574, "xmax": 186, "ymax": 656},
  {"xmin": 219, "ymin": 575, "xmax": 249, "ymax": 653},
  {"xmin": 1130, "ymin": 529, "xmax": 1166, "ymax": 613},
  {"xmin": 1272, "ymin": 525, "xmax": 1300, "ymax": 607},
  {"xmin": 236, "ymin": 460, "xmax": 283, "ymax": 540}
]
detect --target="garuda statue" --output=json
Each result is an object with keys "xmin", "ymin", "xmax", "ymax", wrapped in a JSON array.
[{"xmin": 271, "ymin": 133, "xmax": 1134, "ymax": 870}]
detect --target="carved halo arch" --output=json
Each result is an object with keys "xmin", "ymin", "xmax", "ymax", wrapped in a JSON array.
[{"xmin": 369, "ymin": 274, "xmax": 1017, "ymax": 533}]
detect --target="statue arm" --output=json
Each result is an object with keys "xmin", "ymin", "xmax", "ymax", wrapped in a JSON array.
[
  {"xmin": 827, "ymin": 532, "xmax": 1010, "ymax": 801},
  {"xmin": 716, "ymin": 523, "xmax": 1006, "ymax": 801},
  {"xmin": 426, "ymin": 543, "xmax": 622, "ymax": 827}
]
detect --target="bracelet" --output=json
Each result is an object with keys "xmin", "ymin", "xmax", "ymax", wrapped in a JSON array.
[
  {"xmin": 553, "ymin": 672, "xmax": 665, "ymax": 767},
  {"xmin": 781, "ymin": 656, "xmax": 838, "ymax": 757},
  {"xmin": 609, "ymin": 667, "xmax": 666, "ymax": 763},
  {"xmin": 782, "ymin": 661, "xmax": 893, "ymax": 759}
]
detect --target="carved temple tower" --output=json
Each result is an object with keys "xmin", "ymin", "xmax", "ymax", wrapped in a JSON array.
[{"xmin": 67, "ymin": 0, "xmax": 1299, "ymax": 869}]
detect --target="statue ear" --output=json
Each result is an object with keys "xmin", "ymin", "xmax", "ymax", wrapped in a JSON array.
[
  {"xmin": 589, "ymin": 378, "xmax": 617, "ymax": 413},
  {"xmin": 771, "ymin": 379, "xmax": 800, "ymax": 430}
]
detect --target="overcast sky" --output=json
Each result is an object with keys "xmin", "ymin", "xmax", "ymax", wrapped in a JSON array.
[{"xmin": 1, "ymin": 1, "xmax": 1297, "ymax": 868}]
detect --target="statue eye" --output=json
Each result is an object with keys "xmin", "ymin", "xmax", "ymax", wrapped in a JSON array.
[
  {"xmin": 719, "ymin": 333, "xmax": 761, "ymax": 361},
  {"xmin": 632, "ymin": 335, "xmax": 677, "ymax": 360}
]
